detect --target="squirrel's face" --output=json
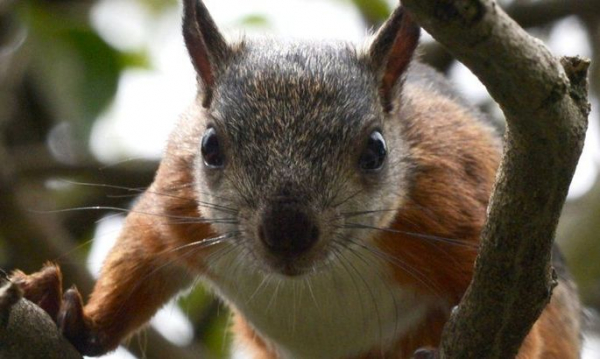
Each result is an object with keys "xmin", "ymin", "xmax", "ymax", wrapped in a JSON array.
[
  {"xmin": 193, "ymin": 42, "xmax": 412, "ymax": 277},
  {"xmin": 182, "ymin": 0, "xmax": 419, "ymax": 277}
]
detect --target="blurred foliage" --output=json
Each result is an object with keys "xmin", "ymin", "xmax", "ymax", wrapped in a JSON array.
[
  {"xmin": 1, "ymin": 0, "xmax": 600, "ymax": 358},
  {"xmin": 238, "ymin": 14, "xmax": 270, "ymax": 28},
  {"xmin": 178, "ymin": 286, "xmax": 231, "ymax": 357},
  {"xmin": 349, "ymin": 0, "xmax": 390, "ymax": 26},
  {"xmin": 139, "ymin": 0, "xmax": 178, "ymax": 14},
  {"xmin": 15, "ymin": 1, "xmax": 149, "ymax": 141},
  {"xmin": 203, "ymin": 308, "xmax": 233, "ymax": 357}
]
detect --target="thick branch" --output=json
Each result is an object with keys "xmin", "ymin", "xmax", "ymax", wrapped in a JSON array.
[
  {"xmin": 419, "ymin": 0, "xmax": 599, "ymax": 73},
  {"xmin": 401, "ymin": 1, "xmax": 590, "ymax": 358},
  {"xmin": 0, "ymin": 275, "xmax": 82, "ymax": 359}
]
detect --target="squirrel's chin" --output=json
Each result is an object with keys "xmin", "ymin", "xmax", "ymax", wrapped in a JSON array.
[{"xmin": 257, "ymin": 250, "xmax": 331, "ymax": 278}]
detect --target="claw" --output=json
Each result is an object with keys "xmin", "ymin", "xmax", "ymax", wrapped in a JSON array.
[
  {"xmin": 58, "ymin": 286, "xmax": 105, "ymax": 356},
  {"xmin": 413, "ymin": 348, "xmax": 439, "ymax": 359},
  {"xmin": 58, "ymin": 287, "xmax": 86, "ymax": 340}
]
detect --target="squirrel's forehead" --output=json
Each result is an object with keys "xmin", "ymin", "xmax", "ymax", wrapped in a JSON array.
[
  {"xmin": 221, "ymin": 41, "xmax": 372, "ymax": 92},
  {"xmin": 209, "ymin": 41, "xmax": 381, "ymax": 148},
  {"xmin": 213, "ymin": 82, "xmax": 374, "ymax": 142},
  {"xmin": 214, "ymin": 44, "xmax": 377, "ymax": 126}
]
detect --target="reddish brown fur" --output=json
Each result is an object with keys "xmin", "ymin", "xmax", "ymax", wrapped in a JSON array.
[
  {"xmin": 233, "ymin": 313, "xmax": 279, "ymax": 359},
  {"xmin": 14, "ymin": 83, "xmax": 581, "ymax": 357},
  {"xmin": 375, "ymin": 85, "xmax": 499, "ymax": 301},
  {"xmin": 81, "ymin": 107, "xmax": 218, "ymax": 351},
  {"xmin": 10, "ymin": 263, "xmax": 63, "ymax": 319},
  {"xmin": 517, "ymin": 281, "xmax": 581, "ymax": 359},
  {"xmin": 202, "ymin": 85, "xmax": 581, "ymax": 358},
  {"xmin": 12, "ymin": 24, "xmax": 581, "ymax": 358}
]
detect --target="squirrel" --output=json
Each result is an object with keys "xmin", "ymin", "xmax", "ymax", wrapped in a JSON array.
[{"xmin": 11, "ymin": 0, "xmax": 582, "ymax": 358}]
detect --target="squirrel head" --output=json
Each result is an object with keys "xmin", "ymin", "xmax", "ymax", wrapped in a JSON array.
[{"xmin": 182, "ymin": 0, "xmax": 420, "ymax": 277}]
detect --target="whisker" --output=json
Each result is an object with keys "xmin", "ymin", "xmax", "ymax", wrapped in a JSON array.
[
  {"xmin": 340, "ymin": 222, "xmax": 477, "ymax": 249},
  {"xmin": 97, "ymin": 157, "xmax": 151, "ymax": 169},
  {"xmin": 325, "ymin": 174, "xmax": 351, "ymax": 208},
  {"xmin": 162, "ymin": 218, "xmax": 239, "ymax": 225},
  {"xmin": 344, "ymin": 237, "xmax": 444, "ymax": 300},
  {"xmin": 58, "ymin": 180, "xmax": 239, "ymax": 213},
  {"xmin": 163, "ymin": 232, "xmax": 240, "ymax": 255},
  {"xmin": 329, "ymin": 242, "xmax": 369, "ymax": 332},
  {"xmin": 304, "ymin": 276, "xmax": 319, "ymax": 313},
  {"xmin": 266, "ymin": 277, "xmax": 283, "ymax": 313},
  {"xmin": 334, "ymin": 242, "xmax": 384, "ymax": 348},
  {"xmin": 342, "ymin": 241, "xmax": 401, "ymax": 344},
  {"xmin": 30, "ymin": 206, "xmax": 238, "ymax": 224},
  {"xmin": 331, "ymin": 188, "xmax": 364, "ymax": 208},
  {"xmin": 246, "ymin": 273, "xmax": 272, "ymax": 305},
  {"xmin": 222, "ymin": 172, "xmax": 253, "ymax": 207},
  {"xmin": 338, "ymin": 208, "xmax": 400, "ymax": 219},
  {"xmin": 203, "ymin": 241, "xmax": 240, "ymax": 268},
  {"xmin": 112, "ymin": 231, "xmax": 240, "ymax": 319}
]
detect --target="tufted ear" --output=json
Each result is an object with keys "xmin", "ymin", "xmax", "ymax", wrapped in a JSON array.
[
  {"xmin": 182, "ymin": 0, "xmax": 232, "ymax": 108},
  {"xmin": 369, "ymin": 6, "xmax": 420, "ymax": 113}
]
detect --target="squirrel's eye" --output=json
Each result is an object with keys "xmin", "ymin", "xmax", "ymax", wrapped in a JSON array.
[
  {"xmin": 359, "ymin": 130, "xmax": 386, "ymax": 171},
  {"xmin": 201, "ymin": 127, "xmax": 225, "ymax": 168}
]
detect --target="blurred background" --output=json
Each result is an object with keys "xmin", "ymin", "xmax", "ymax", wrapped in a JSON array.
[{"xmin": 1, "ymin": 0, "xmax": 599, "ymax": 358}]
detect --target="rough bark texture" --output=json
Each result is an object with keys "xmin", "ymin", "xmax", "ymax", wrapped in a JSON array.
[
  {"xmin": 0, "ymin": 275, "xmax": 82, "ymax": 359},
  {"xmin": 400, "ymin": 1, "xmax": 590, "ymax": 358}
]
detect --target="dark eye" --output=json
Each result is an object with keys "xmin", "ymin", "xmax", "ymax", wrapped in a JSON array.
[
  {"xmin": 359, "ymin": 130, "xmax": 386, "ymax": 171},
  {"xmin": 201, "ymin": 127, "xmax": 224, "ymax": 168}
]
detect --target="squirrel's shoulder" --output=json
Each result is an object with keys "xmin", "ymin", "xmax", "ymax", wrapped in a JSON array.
[{"xmin": 404, "ymin": 61, "xmax": 504, "ymax": 136}]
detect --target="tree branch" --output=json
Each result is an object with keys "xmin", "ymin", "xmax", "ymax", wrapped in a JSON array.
[
  {"xmin": 419, "ymin": 0, "xmax": 599, "ymax": 73},
  {"xmin": 401, "ymin": 0, "xmax": 590, "ymax": 358},
  {"xmin": 0, "ymin": 274, "xmax": 82, "ymax": 359}
]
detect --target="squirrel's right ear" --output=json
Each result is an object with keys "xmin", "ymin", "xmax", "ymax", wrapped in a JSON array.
[
  {"xmin": 182, "ymin": 0, "xmax": 231, "ymax": 108},
  {"xmin": 368, "ymin": 7, "xmax": 420, "ymax": 113}
]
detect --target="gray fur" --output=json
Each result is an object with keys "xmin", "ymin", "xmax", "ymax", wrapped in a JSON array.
[
  {"xmin": 192, "ymin": 38, "xmax": 414, "ymax": 274},
  {"xmin": 211, "ymin": 40, "xmax": 383, "ymax": 203}
]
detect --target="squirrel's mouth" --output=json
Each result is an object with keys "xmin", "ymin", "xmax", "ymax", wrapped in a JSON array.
[
  {"xmin": 263, "ymin": 257, "xmax": 314, "ymax": 277},
  {"xmin": 256, "ymin": 242, "xmax": 339, "ymax": 277}
]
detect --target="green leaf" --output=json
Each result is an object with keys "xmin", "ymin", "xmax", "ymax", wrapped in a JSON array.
[
  {"xmin": 178, "ymin": 285, "xmax": 213, "ymax": 319},
  {"xmin": 351, "ymin": 0, "xmax": 391, "ymax": 26},
  {"xmin": 238, "ymin": 14, "xmax": 270, "ymax": 28},
  {"xmin": 120, "ymin": 49, "xmax": 151, "ymax": 69},
  {"xmin": 136, "ymin": 0, "xmax": 178, "ymax": 15},
  {"xmin": 203, "ymin": 305, "xmax": 232, "ymax": 357}
]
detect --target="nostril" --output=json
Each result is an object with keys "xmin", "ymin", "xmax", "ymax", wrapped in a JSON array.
[{"xmin": 259, "ymin": 203, "xmax": 319, "ymax": 256}]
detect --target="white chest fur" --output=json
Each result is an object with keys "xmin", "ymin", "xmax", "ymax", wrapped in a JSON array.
[{"xmin": 204, "ymin": 244, "xmax": 438, "ymax": 359}]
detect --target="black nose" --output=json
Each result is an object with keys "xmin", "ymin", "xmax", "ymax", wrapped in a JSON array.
[{"xmin": 259, "ymin": 201, "xmax": 319, "ymax": 257}]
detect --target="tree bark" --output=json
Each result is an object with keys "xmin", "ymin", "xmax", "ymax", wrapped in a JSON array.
[
  {"xmin": 0, "ymin": 274, "xmax": 82, "ymax": 359},
  {"xmin": 401, "ymin": 1, "xmax": 590, "ymax": 358}
]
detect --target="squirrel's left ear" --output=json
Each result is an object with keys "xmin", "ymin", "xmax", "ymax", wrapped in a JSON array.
[
  {"xmin": 183, "ymin": 0, "xmax": 231, "ymax": 108},
  {"xmin": 369, "ymin": 7, "xmax": 420, "ymax": 113}
]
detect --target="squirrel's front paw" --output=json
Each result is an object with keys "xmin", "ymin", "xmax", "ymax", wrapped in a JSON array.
[
  {"xmin": 10, "ymin": 263, "xmax": 63, "ymax": 319},
  {"xmin": 10, "ymin": 264, "xmax": 107, "ymax": 356}
]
